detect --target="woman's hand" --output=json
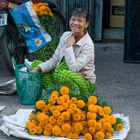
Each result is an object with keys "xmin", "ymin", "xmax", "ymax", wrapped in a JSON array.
[
  {"xmin": 31, "ymin": 67, "xmax": 42, "ymax": 73},
  {"xmin": 66, "ymin": 34, "xmax": 76, "ymax": 47}
]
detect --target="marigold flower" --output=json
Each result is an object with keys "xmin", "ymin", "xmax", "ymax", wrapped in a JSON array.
[
  {"xmin": 103, "ymin": 122, "xmax": 112, "ymax": 131},
  {"xmin": 62, "ymin": 102, "xmax": 69, "ymax": 110},
  {"xmin": 37, "ymin": 113, "xmax": 49, "ymax": 123},
  {"xmin": 52, "ymin": 125, "xmax": 61, "ymax": 136},
  {"xmin": 49, "ymin": 116, "xmax": 57, "ymax": 125},
  {"xmin": 53, "ymin": 110, "xmax": 61, "ymax": 118},
  {"xmin": 62, "ymin": 111, "xmax": 70, "ymax": 121},
  {"xmin": 60, "ymin": 86, "xmax": 70, "ymax": 95},
  {"xmin": 88, "ymin": 104, "xmax": 97, "ymax": 113},
  {"xmin": 43, "ymin": 129, "xmax": 52, "ymax": 136},
  {"xmin": 88, "ymin": 96, "xmax": 98, "ymax": 104},
  {"xmin": 73, "ymin": 113, "xmax": 81, "ymax": 121},
  {"xmin": 105, "ymin": 132, "xmax": 112, "ymax": 139},
  {"xmin": 29, "ymin": 127, "xmax": 37, "ymax": 135},
  {"xmin": 62, "ymin": 94, "xmax": 70, "ymax": 101},
  {"xmin": 87, "ymin": 112, "xmax": 97, "ymax": 120},
  {"xmin": 110, "ymin": 116, "xmax": 116, "ymax": 125},
  {"xmin": 98, "ymin": 109, "xmax": 105, "ymax": 116},
  {"xmin": 35, "ymin": 100, "xmax": 46, "ymax": 110},
  {"xmin": 103, "ymin": 106, "xmax": 112, "ymax": 115},
  {"xmin": 66, "ymin": 132, "xmax": 73, "ymax": 138},
  {"xmin": 69, "ymin": 103, "xmax": 77, "ymax": 110},
  {"xmin": 84, "ymin": 132, "xmax": 92, "ymax": 140},
  {"xmin": 72, "ymin": 133, "xmax": 79, "ymax": 139},
  {"xmin": 45, "ymin": 123, "xmax": 53, "ymax": 130},
  {"xmin": 36, "ymin": 126, "xmax": 43, "ymax": 135},
  {"xmin": 81, "ymin": 127, "xmax": 89, "ymax": 135},
  {"xmin": 57, "ymin": 96, "xmax": 65, "ymax": 105},
  {"xmin": 56, "ymin": 105, "xmax": 64, "ymax": 112},
  {"xmin": 95, "ymin": 122, "xmax": 102, "ymax": 131},
  {"xmin": 81, "ymin": 112, "xmax": 86, "ymax": 121},
  {"xmin": 89, "ymin": 126, "xmax": 96, "ymax": 134},
  {"xmin": 117, "ymin": 123, "xmax": 124, "ymax": 131},
  {"xmin": 62, "ymin": 123, "xmax": 71, "ymax": 133},
  {"xmin": 77, "ymin": 100, "xmax": 85, "ymax": 108},
  {"xmin": 49, "ymin": 106, "xmax": 56, "ymax": 113},
  {"xmin": 88, "ymin": 119, "xmax": 96, "ymax": 127},
  {"xmin": 99, "ymin": 118, "xmax": 106, "ymax": 125},
  {"xmin": 73, "ymin": 122, "xmax": 83, "ymax": 132},
  {"xmin": 95, "ymin": 131, "xmax": 105, "ymax": 139},
  {"xmin": 71, "ymin": 97, "xmax": 77, "ymax": 104},
  {"xmin": 29, "ymin": 113, "xmax": 36, "ymax": 120},
  {"xmin": 51, "ymin": 91, "xmax": 59, "ymax": 99},
  {"xmin": 67, "ymin": 108, "xmax": 73, "ymax": 114}
]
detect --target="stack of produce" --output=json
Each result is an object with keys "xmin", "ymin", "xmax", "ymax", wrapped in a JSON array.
[{"xmin": 26, "ymin": 86, "xmax": 124, "ymax": 140}]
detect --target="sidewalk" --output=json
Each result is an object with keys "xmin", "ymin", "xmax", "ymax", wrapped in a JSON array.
[{"xmin": 0, "ymin": 43, "xmax": 140, "ymax": 140}]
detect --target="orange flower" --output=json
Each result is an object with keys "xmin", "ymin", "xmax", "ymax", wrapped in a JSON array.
[
  {"xmin": 62, "ymin": 102, "xmax": 69, "ymax": 110},
  {"xmin": 62, "ymin": 94, "xmax": 70, "ymax": 101},
  {"xmin": 84, "ymin": 133, "xmax": 92, "ymax": 140},
  {"xmin": 62, "ymin": 111, "xmax": 70, "ymax": 121},
  {"xmin": 95, "ymin": 131, "xmax": 105, "ymax": 139},
  {"xmin": 71, "ymin": 97, "xmax": 77, "ymax": 104},
  {"xmin": 66, "ymin": 132, "xmax": 73, "ymax": 138},
  {"xmin": 51, "ymin": 91, "xmax": 59, "ymax": 99},
  {"xmin": 89, "ymin": 126, "xmax": 96, "ymax": 134},
  {"xmin": 87, "ymin": 112, "xmax": 97, "ymax": 120},
  {"xmin": 88, "ymin": 104, "xmax": 97, "ymax": 113},
  {"xmin": 29, "ymin": 113, "xmax": 36, "ymax": 120},
  {"xmin": 117, "ymin": 123, "xmax": 124, "ymax": 131},
  {"xmin": 60, "ymin": 86, "xmax": 70, "ymax": 95},
  {"xmin": 36, "ymin": 126, "xmax": 43, "ymax": 135},
  {"xmin": 37, "ymin": 113, "xmax": 49, "ymax": 123},
  {"xmin": 88, "ymin": 119, "xmax": 96, "ymax": 127},
  {"xmin": 62, "ymin": 123, "xmax": 71, "ymax": 133},
  {"xmin": 49, "ymin": 116, "xmax": 57, "ymax": 125},
  {"xmin": 105, "ymin": 132, "xmax": 112, "ymax": 139},
  {"xmin": 35, "ymin": 100, "xmax": 46, "ymax": 110},
  {"xmin": 95, "ymin": 122, "xmax": 102, "ymax": 131},
  {"xmin": 53, "ymin": 110, "xmax": 61, "ymax": 118},
  {"xmin": 45, "ymin": 123, "xmax": 53, "ymax": 130},
  {"xmin": 88, "ymin": 96, "xmax": 98, "ymax": 104},
  {"xmin": 73, "ymin": 113, "xmax": 81, "ymax": 121},
  {"xmin": 57, "ymin": 96, "xmax": 65, "ymax": 105},
  {"xmin": 56, "ymin": 105, "xmax": 64, "ymax": 112},
  {"xmin": 77, "ymin": 100, "xmax": 85, "ymax": 108},
  {"xmin": 110, "ymin": 116, "xmax": 116, "ymax": 125},
  {"xmin": 52, "ymin": 125, "xmax": 61, "ymax": 136},
  {"xmin": 72, "ymin": 133, "xmax": 79, "ymax": 139},
  {"xmin": 103, "ymin": 106, "xmax": 112, "ymax": 115},
  {"xmin": 43, "ymin": 129, "xmax": 52, "ymax": 136},
  {"xmin": 103, "ymin": 122, "xmax": 112, "ymax": 131},
  {"xmin": 73, "ymin": 122, "xmax": 83, "ymax": 132},
  {"xmin": 69, "ymin": 103, "xmax": 77, "ymax": 110}
]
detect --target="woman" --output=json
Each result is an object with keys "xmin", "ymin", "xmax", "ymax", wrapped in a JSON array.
[{"xmin": 32, "ymin": 8, "xmax": 96, "ymax": 94}]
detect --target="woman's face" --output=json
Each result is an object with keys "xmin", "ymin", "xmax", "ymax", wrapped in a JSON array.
[{"xmin": 69, "ymin": 16, "xmax": 89, "ymax": 34}]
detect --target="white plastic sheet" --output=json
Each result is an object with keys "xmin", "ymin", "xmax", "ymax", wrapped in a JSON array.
[{"xmin": 0, "ymin": 109, "xmax": 130, "ymax": 140}]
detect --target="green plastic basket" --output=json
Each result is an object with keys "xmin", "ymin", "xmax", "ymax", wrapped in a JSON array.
[{"xmin": 15, "ymin": 64, "xmax": 42, "ymax": 105}]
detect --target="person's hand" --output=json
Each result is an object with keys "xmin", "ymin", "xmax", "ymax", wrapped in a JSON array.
[
  {"xmin": 66, "ymin": 34, "xmax": 76, "ymax": 47},
  {"xmin": 31, "ymin": 67, "xmax": 41, "ymax": 73}
]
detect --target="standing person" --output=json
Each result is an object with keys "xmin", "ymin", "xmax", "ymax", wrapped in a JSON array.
[{"xmin": 32, "ymin": 8, "xmax": 96, "ymax": 94}]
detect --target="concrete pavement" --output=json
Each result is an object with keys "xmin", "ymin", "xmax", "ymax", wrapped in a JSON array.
[{"xmin": 0, "ymin": 43, "xmax": 140, "ymax": 140}]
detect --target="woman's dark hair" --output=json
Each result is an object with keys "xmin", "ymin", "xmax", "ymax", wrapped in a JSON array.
[{"xmin": 71, "ymin": 8, "xmax": 89, "ymax": 22}]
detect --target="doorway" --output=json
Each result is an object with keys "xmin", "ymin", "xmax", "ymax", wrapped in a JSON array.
[{"xmin": 102, "ymin": 0, "xmax": 125, "ymax": 42}]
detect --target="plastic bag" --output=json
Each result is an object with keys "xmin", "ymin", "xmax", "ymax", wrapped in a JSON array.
[{"xmin": 10, "ymin": 1, "xmax": 51, "ymax": 53}]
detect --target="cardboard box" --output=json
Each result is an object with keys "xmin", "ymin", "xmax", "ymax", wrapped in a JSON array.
[{"xmin": 110, "ymin": 0, "xmax": 125, "ymax": 28}]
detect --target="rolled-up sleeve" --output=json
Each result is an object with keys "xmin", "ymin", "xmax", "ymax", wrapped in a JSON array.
[{"xmin": 38, "ymin": 38, "xmax": 64, "ymax": 73}]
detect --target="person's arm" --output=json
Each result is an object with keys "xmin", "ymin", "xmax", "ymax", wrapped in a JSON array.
[
  {"xmin": 64, "ymin": 43, "xmax": 94, "ymax": 72},
  {"xmin": 31, "ymin": 35, "xmax": 65, "ymax": 73}
]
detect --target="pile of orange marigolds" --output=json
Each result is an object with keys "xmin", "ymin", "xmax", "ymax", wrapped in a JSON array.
[
  {"xmin": 33, "ymin": 2, "xmax": 54, "ymax": 16},
  {"xmin": 26, "ymin": 86, "xmax": 124, "ymax": 140}
]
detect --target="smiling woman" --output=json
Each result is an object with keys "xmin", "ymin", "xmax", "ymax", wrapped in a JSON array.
[{"xmin": 31, "ymin": 8, "xmax": 96, "ymax": 94}]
